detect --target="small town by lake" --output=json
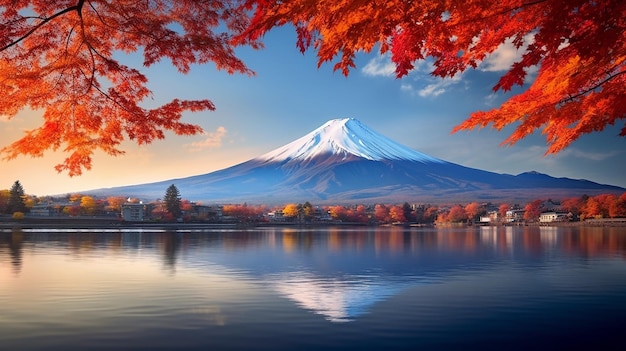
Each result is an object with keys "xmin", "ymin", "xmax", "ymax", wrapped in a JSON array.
[{"xmin": 1, "ymin": 225, "xmax": 625, "ymax": 350}]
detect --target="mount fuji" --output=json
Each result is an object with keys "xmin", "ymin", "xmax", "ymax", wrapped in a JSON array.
[{"xmin": 88, "ymin": 118, "xmax": 624, "ymax": 203}]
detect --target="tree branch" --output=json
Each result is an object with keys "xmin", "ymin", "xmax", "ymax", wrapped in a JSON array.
[
  {"xmin": 560, "ymin": 69, "xmax": 626, "ymax": 104},
  {"xmin": 449, "ymin": 0, "xmax": 549, "ymax": 27},
  {"xmin": 0, "ymin": 4, "xmax": 82, "ymax": 52}
]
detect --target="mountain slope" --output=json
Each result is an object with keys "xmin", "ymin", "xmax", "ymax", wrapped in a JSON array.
[{"xmin": 87, "ymin": 118, "xmax": 624, "ymax": 203}]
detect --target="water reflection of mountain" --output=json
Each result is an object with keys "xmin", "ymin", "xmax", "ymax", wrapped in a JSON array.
[
  {"xmin": 267, "ymin": 271, "xmax": 432, "ymax": 322},
  {"xmin": 2, "ymin": 226, "xmax": 625, "ymax": 321},
  {"xmin": 193, "ymin": 227, "xmax": 626, "ymax": 322}
]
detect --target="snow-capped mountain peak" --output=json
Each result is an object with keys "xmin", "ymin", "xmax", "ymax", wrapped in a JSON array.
[
  {"xmin": 86, "ymin": 117, "xmax": 624, "ymax": 204},
  {"xmin": 257, "ymin": 118, "xmax": 444, "ymax": 163}
]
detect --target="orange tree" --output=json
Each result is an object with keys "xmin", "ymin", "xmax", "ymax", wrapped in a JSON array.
[
  {"xmin": 0, "ymin": 0, "xmax": 258, "ymax": 175},
  {"xmin": 282, "ymin": 203, "xmax": 299, "ymax": 219},
  {"xmin": 524, "ymin": 199, "xmax": 544, "ymax": 221},
  {"xmin": 388, "ymin": 205, "xmax": 406, "ymax": 223},
  {"xmin": 609, "ymin": 193, "xmax": 626, "ymax": 218},
  {"xmin": 105, "ymin": 196, "xmax": 126, "ymax": 212},
  {"xmin": 446, "ymin": 205, "xmax": 468, "ymax": 223},
  {"xmin": 374, "ymin": 204, "xmax": 390, "ymax": 223},
  {"xmin": 79, "ymin": 195, "xmax": 96, "ymax": 215},
  {"xmin": 238, "ymin": 0, "xmax": 625, "ymax": 153}
]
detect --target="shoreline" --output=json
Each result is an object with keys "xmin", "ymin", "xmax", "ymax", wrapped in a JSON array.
[
  {"xmin": 0, "ymin": 217, "xmax": 240, "ymax": 230},
  {"xmin": 2, "ymin": 216, "xmax": 626, "ymax": 230},
  {"xmin": 0, "ymin": 216, "xmax": 370, "ymax": 230}
]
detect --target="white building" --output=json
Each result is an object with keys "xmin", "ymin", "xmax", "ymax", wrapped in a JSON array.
[
  {"xmin": 121, "ymin": 202, "xmax": 145, "ymax": 221},
  {"xmin": 267, "ymin": 210, "xmax": 285, "ymax": 222},
  {"xmin": 539, "ymin": 212, "xmax": 569, "ymax": 223},
  {"xmin": 505, "ymin": 209, "xmax": 525, "ymax": 222},
  {"xmin": 480, "ymin": 210, "xmax": 499, "ymax": 223}
]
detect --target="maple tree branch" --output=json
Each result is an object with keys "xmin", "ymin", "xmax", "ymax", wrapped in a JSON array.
[
  {"xmin": 454, "ymin": 0, "xmax": 550, "ymax": 25},
  {"xmin": 501, "ymin": 0, "xmax": 549, "ymax": 15},
  {"xmin": 0, "ymin": 4, "xmax": 81, "ymax": 52},
  {"xmin": 69, "ymin": 2, "xmax": 144, "ymax": 118},
  {"xmin": 75, "ymin": 1, "xmax": 100, "ymax": 96},
  {"xmin": 86, "ymin": 1, "xmax": 169, "ymax": 44},
  {"xmin": 561, "ymin": 69, "xmax": 626, "ymax": 104},
  {"xmin": 79, "ymin": 45, "xmax": 98, "ymax": 97},
  {"xmin": 36, "ymin": 27, "xmax": 78, "ymax": 101},
  {"xmin": 89, "ymin": 67, "xmax": 151, "ymax": 119}
]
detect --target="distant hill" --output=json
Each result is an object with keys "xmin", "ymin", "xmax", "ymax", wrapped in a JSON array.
[{"xmin": 87, "ymin": 118, "xmax": 624, "ymax": 204}]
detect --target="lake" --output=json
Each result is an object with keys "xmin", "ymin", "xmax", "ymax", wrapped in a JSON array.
[{"xmin": 1, "ymin": 225, "xmax": 625, "ymax": 350}]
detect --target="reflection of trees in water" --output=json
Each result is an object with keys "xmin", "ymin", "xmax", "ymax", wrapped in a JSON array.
[
  {"xmin": 9, "ymin": 229, "xmax": 23, "ymax": 274},
  {"xmin": 273, "ymin": 226, "xmax": 626, "ymax": 259},
  {"xmin": 1, "ymin": 227, "xmax": 623, "ymax": 275},
  {"xmin": 161, "ymin": 231, "xmax": 181, "ymax": 272},
  {"xmin": 0, "ymin": 229, "xmax": 24, "ymax": 275}
]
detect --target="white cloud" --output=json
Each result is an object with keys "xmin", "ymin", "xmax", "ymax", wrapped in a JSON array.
[
  {"xmin": 479, "ymin": 33, "xmax": 535, "ymax": 73},
  {"xmin": 362, "ymin": 52, "xmax": 472, "ymax": 98},
  {"xmin": 361, "ymin": 51, "xmax": 465, "ymax": 98},
  {"xmin": 362, "ymin": 54, "xmax": 396, "ymax": 77},
  {"xmin": 400, "ymin": 83, "xmax": 413, "ymax": 92},
  {"xmin": 362, "ymin": 52, "xmax": 436, "ymax": 78},
  {"xmin": 483, "ymin": 93, "xmax": 499, "ymax": 107},
  {"xmin": 411, "ymin": 60, "xmax": 434, "ymax": 73},
  {"xmin": 416, "ymin": 74, "xmax": 463, "ymax": 98},
  {"xmin": 184, "ymin": 126, "xmax": 227, "ymax": 152},
  {"xmin": 480, "ymin": 41, "xmax": 520, "ymax": 72},
  {"xmin": 418, "ymin": 84, "xmax": 446, "ymax": 98},
  {"xmin": 524, "ymin": 64, "xmax": 539, "ymax": 84},
  {"xmin": 397, "ymin": 72, "xmax": 464, "ymax": 98}
]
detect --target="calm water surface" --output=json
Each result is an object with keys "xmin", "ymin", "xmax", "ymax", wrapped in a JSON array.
[{"xmin": 1, "ymin": 226, "xmax": 625, "ymax": 350}]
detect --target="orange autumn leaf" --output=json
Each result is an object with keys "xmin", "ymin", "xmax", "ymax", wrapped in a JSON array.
[
  {"xmin": 237, "ymin": 0, "xmax": 626, "ymax": 153},
  {"xmin": 1, "ymin": 0, "xmax": 258, "ymax": 175}
]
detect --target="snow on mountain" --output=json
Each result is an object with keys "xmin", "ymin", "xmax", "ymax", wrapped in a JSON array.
[{"xmin": 257, "ymin": 118, "xmax": 444, "ymax": 163}]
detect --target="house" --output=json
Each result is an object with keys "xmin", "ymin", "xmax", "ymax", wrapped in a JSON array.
[
  {"xmin": 314, "ymin": 206, "xmax": 332, "ymax": 221},
  {"xmin": 480, "ymin": 210, "xmax": 499, "ymax": 224},
  {"xmin": 505, "ymin": 209, "xmax": 525, "ymax": 222},
  {"xmin": 121, "ymin": 202, "xmax": 145, "ymax": 221},
  {"xmin": 267, "ymin": 210, "xmax": 285, "ymax": 222},
  {"xmin": 30, "ymin": 200, "xmax": 74, "ymax": 217},
  {"xmin": 29, "ymin": 204, "xmax": 56, "ymax": 217},
  {"xmin": 190, "ymin": 204, "xmax": 223, "ymax": 221},
  {"xmin": 539, "ymin": 212, "xmax": 569, "ymax": 223}
]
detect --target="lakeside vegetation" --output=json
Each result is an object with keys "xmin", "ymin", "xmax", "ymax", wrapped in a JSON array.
[{"xmin": 2, "ymin": 181, "xmax": 626, "ymax": 227}]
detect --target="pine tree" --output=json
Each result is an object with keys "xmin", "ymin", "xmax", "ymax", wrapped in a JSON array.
[
  {"xmin": 7, "ymin": 180, "xmax": 27, "ymax": 214},
  {"xmin": 164, "ymin": 184, "xmax": 182, "ymax": 219},
  {"xmin": 402, "ymin": 202, "xmax": 414, "ymax": 222}
]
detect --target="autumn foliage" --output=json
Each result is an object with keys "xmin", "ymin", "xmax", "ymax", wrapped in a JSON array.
[
  {"xmin": 223, "ymin": 203, "xmax": 267, "ymax": 220},
  {"xmin": 2, "ymin": 1, "xmax": 625, "ymax": 175},
  {"xmin": 328, "ymin": 204, "xmax": 369, "ymax": 223},
  {"xmin": 0, "ymin": 1, "xmax": 257, "ymax": 175},
  {"xmin": 239, "ymin": 0, "xmax": 626, "ymax": 153}
]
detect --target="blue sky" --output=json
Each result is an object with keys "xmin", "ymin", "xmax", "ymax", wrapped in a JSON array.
[{"xmin": 2, "ymin": 26, "xmax": 625, "ymax": 197}]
